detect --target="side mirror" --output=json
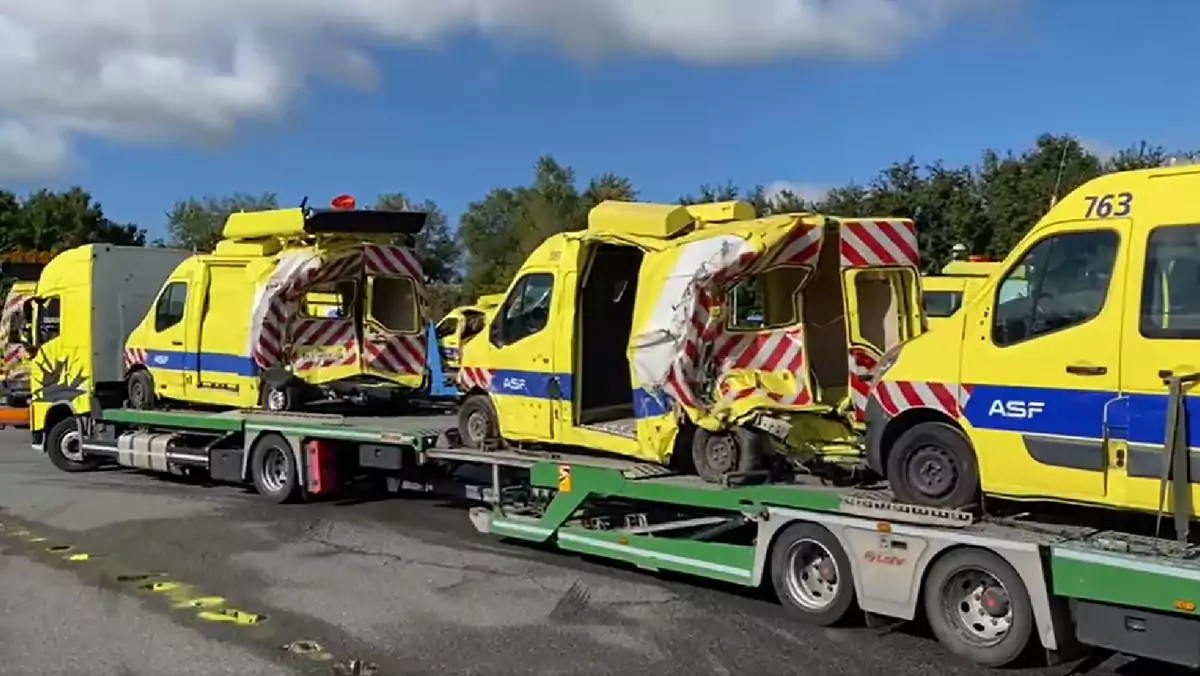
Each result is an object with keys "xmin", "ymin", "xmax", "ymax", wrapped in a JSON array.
[{"xmin": 488, "ymin": 316, "xmax": 504, "ymax": 347}]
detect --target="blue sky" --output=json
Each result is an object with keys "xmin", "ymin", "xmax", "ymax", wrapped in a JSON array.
[{"xmin": 10, "ymin": 1, "xmax": 1199, "ymax": 242}]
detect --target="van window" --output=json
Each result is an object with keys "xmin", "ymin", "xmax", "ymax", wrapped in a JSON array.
[
  {"xmin": 923, "ymin": 290, "xmax": 963, "ymax": 318},
  {"xmin": 993, "ymin": 230, "xmax": 1119, "ymax": 347},
  {"xmin": 728, "ymin": 266, "xmax": 807, "ymax": 330},
  {"xmin": 36, "ymin": 296, "xmax": 60, "ymax": 345},
  {"xmin": 154, "ymin": 282, "xmax": 187, "ymax": 333},
  {"xmin": 303, "ymin": 280, "xmax": 355, "ymax": 319},
  {"xmin": 436, "ymin": 317, "xmax": 459, "ymax": 339},
  {"xmin": 1141, "ymin": 224, "xmax": 1200, "ymax": 339},
  {"xmin": 370, "ymin": 277, "xmax": 419, "ymax": 333},
  {"xmin": 498, "ymin": 273, "xmax": 553, "ymax": 344}
]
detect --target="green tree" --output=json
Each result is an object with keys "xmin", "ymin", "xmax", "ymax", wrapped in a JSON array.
[
  {"xmin": 373, "ymin": 193, "xmax": 461, "ymax": 284},
  {"xmin": 0, "ymin": 187, "xmax": 144, "ymax": 252},
  {"xmin": 165, "ymin": 192, "xmax": 279, "ymax": 252},
  {"xmin": 458, "ymin": 156, "xmax": 636, "ymax": 297}
]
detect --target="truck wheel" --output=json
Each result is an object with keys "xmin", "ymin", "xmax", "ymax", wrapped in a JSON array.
[
  {"xmin": 886, "ymin": 422, "xmax": 979, "ymax": 509},
  {"xmin": 691, "ymin": 427, "xmax": 766, "ymax": 483},
  {"xmin": 249, "ymin": 433, "xmax": 299, "ymax": 503},
  {"xmin": 45, "ymin": 416, "xmax": 98, "ymax": 473},
  {"xmin": 923, "ymin": 548, "xmax": 1034, "ymax": 668},
  {"xmin": 458, "ymin": 394, "xmax": 498, "ymax": 449},
  {"xmin": 127, "ymin": 370, "xmax": 155, "ymax": 410},
  {"xmin": 769, "ymin": 521, "xmax": 857, "ymax": 626}
]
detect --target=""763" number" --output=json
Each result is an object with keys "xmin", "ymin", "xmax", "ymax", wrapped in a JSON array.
[{"xmin": 1082, "ymin": 192, "xmax": 1133, "ymax": 219}]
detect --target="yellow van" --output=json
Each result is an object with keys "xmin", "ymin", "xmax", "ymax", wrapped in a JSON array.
[
  {"xmin": 868, "ymin": 165, "xmax": 1200, "ymax": 516},
  {"xmin": 123, "ymin": 198, "xmax": 430, "ymax": 412},
  {"xmin": 458, "ymin": 200, "xmax": 923, "ymax": 481},
  {"xmin": 921, "ymin": 260, "xmax": 1000, "ymax": 330},
  {"xmin": 1, "ymin": 280, "xmax": 36, "ymax": 406},
  {"xmin": 436, "ymin": 294, "xmax": 505, "ymax": 370}
]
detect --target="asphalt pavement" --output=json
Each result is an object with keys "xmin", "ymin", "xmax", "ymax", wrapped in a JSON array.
[{"xmin": 0, "ymin": 427, "xmax": 1155, "ymax": 676}]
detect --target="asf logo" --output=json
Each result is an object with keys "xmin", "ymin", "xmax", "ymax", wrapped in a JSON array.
[{"xmin": 988, "ymin": 399, "xmax": 1044, "ymax": 419}]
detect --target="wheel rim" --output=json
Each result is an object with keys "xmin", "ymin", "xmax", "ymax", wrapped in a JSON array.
[
  {"xmin": 906, "ymin": 444, "xmax": 958, "ymax": 499},
  {"xmin": 941, "ymin": 568, "xmax": 1013, "ymax": 647},
  {"xmin": 466, "ymin": 409, "xmax": 490, "ymax": 444},
  {"xmin": 704, "ymin": 434, "xmax": 738, "ymax": 473},
  {"xmin": 258, "ymin": 446, "xmax": 290, "ymax": 493},
  {"xmin": 266, "ymin": 389, "xmax": 287, "ymax": 411},
  {"xmin": 130, "ymin": 381, "xmax": 145, "ymax": 406},
  {"xmin": 59, "ymin": 429, "xmax": 83, "ymax": 462},
  {"xmin": 783, "ymin": 538, "xmax": 840, "ymax": 611}
]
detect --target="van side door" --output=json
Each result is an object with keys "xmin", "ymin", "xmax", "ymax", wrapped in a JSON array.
[
  {"xmin": 146, "ymin": 278, "xmax": 190, "ymax": 398},
  {"xmin": 957, "ymin": 219, "xmax": 1129, "ymax": 503},
  {"xmin": 1117, "ymin": 223, "xmax": 1200, "ymax": 515}
]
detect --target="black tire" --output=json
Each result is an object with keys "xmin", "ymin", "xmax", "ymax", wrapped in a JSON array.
[
  {"xmin": 691, "ymin": 426, "xmax": 767, "ymax": 483},
  {"xmin": 127, "ymin": 370, "xmax": 155, "ymax": 410},
  {"xmin": 4, "ymin": 394, "xmax": 25, "ymax": 408},
  {"xmin": 769, "ymin": 522, "xmax": 857, "ymax": 626},
  {"xmin": 260, "ymin": 378, "xmax": 301, "ymax": 412},
  {"xmin": 886, "ymin": 422, "xmax": 979, "ymax": 509},
  {"xmin": 457, "ymin": 394, "xmax": 499, "ymax": 449},
  {"xmin": 249, "ymin": 432, "xmax": 299, "ymax": 503},
  {"xmin": 923, "ymin": 548, "xmax": 1034, "ymax": 668},
  {"xmin": 45, "ymin": 415, "xmax": 98, "ymax": 473}
]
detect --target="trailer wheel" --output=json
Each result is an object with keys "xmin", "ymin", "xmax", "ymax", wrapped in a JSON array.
[
  {"xmin": 45, "ymin": 416, "xmax": 98, "ymax": 473},
  {"xmin": 127, "ymin": 370, "xmax": 155, "ymax": 410},
  {"xmin": 769, "ymin": 522, "xmax": 857, "ymax": 626},
  {"xmin": 458, "ymin": 394, "xmax": 498, "ymax": 449},
  {"xmin": 886, "ymin": 421, "xmax": 979, "ymax": 509},
  {"xmin": 260, "ymin": 379, "xmax": 300, "ymax": 412},
  {"xmin": 249, "ymin": 433, "xmax": 299, "ymax": 503},
  {"xmin": 691, "ymin": 427, "xmax": 766, "ymax": 483},
  {"xmin": 923, "ymin": 547, "xmax": 1033, "ymax": 668}
]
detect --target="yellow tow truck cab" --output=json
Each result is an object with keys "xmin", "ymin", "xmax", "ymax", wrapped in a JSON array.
[
  {"xmin": 29, "ymin": 245, "xmax": 193, "ymax": 448},
  {"xmin": 868, "ymin": 164, "xmax": 1200, "ymax": 517},
  {"xmin": 457, "ymin": 200, "xmax": 923, "ymax": 481},
  {"xmin": 436, "ymin": 294, "xmax": 505, "ymax": 369},
  {"xmin": 123, "ymin": 197, "xmax": 429, "ymax": 412},
  {"xmin": 921, "ymin": 258, "xmax": 1000, "ymax": 330}
]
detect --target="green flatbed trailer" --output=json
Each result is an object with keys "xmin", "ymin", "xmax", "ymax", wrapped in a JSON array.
[{"xmin": 31, "ymin": 406, "xmax": 1200, "ymax": 670}]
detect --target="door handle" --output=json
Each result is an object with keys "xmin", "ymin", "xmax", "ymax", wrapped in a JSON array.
[
  {"xmin": 171, "ymin": 340, "xmax": 183, "ymax": 346},
  {"xmin": 1066, "ymin": 364, "xmax": 1107, "ymax": 376}
]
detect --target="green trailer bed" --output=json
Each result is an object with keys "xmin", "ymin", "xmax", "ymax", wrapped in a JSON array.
[{"xmin": 46, "ymin": 405, "xmax": 1200, "ymax": 669}]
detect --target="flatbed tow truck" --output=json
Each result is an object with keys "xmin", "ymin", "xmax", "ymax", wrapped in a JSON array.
[{"xmin": 33, "ymin": 400, "xmax": 1200, "ymax": 671}]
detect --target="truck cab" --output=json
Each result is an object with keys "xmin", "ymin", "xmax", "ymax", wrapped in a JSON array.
[
  {"xmin": 0, "ymin": 252, "xmax": 55, "ymax": 407},
  {"xmin": 457, "ymin": 200, "xmax": 922, "ymax": 481},
  {"xmin": 124, "ymin": 196, "xmax": 429, "ymax": 412},
  {"xmin": 869, "ymin": 165, "xmax": 1200, "ymax": 515}
]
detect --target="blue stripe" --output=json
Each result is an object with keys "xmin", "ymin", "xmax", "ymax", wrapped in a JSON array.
[
  {"xmin": 962, "ymin": 384, "xmax": 1200, "ymax": 448},
  {"xmin": 487, "ymin": 368, "xmax": 674, "ymax": 420},
  {"xmin": 144, "ymin": 350, "xmax": 259, "ymax": 377}
]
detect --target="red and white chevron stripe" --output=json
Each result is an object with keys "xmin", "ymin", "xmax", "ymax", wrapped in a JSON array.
[
  {"xmin": 839, "ymin": 219, "xmax": 919, "ymax": 268},
  {"xmin": 3, "ymin": 343, "xmax": 27, "ymax": 368},
  {"xmin": 872, "ymin": 379, "xmax": 973, "ymax": 418},
  {"xmin": 291, "ymin": 318, "xmax": 359, "ymax": 371},
  {"xmin": 712, "ymin": 327, "xmax": 812, "ymax": 406},
  {"xmin": 123, "ymin": 347, "xmax": 147, "ymax": 369},
  {"xmin": 363, "ymin": 244, "xmax": 422, "ymax": 280},
  {"xmin": 847, "ymin": 346, "xmax": 880, "ymax": 422},
  {"xmin": 458, "ymin": 366, "xmax": 494, "ymax": 392},
  {"xmin": 363, "ymin": 325, "xmax": 424, "ymax": 376}
]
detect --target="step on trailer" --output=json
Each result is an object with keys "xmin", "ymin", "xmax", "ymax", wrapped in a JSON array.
[{"xmin": 32, "ymin": 404, "xmax": 1200, "ymax": 671}]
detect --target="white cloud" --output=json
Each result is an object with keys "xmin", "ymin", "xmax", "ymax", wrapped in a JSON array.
[
  {"xmin": 0, "ymin": 0, "xmax": 1006, "ymax": 179},
  {"xmin": 766, "ymin": 181, "xmax": 831, "ymax": 204}
]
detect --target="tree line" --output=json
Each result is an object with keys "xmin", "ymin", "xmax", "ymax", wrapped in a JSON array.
[{"xmin": 0, "ymin": 134, "xmax": 1187, "ymax": 317}]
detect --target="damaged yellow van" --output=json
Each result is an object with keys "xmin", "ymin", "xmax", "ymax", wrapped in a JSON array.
[
  {"xmin": 457, "ymin": 200, "xmax": 922, "ymax": 481},
  {"xmin": 123, "ymin": 197, "xmax": 430, "ymax": 412}
]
